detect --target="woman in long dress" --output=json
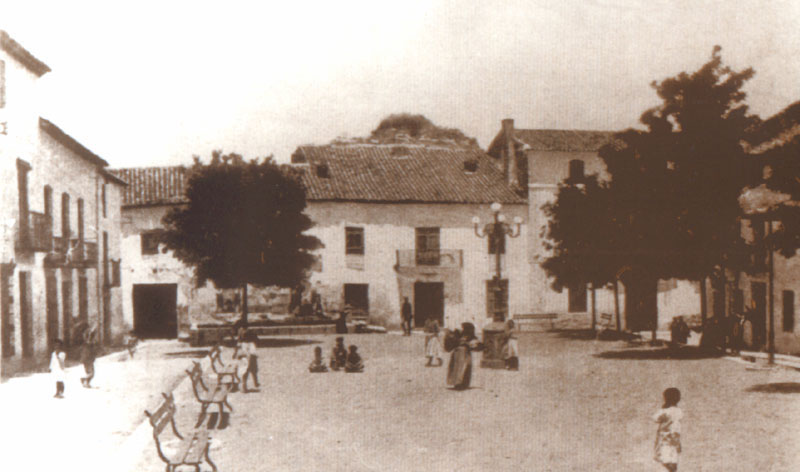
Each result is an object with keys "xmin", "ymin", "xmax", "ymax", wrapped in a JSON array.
[{"xmin": 446, "ymin": 322, "xmax": 483, "ymax": 390}]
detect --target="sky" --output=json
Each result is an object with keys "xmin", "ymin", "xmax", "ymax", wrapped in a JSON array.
[{"xmin": 3, "ymin": 0, "xmax": 800, "ymax": 168}]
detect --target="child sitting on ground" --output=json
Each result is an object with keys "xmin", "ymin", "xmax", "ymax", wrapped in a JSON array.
[
  {"xmin": 344, "ymin": 345, "xmax": 364, "ymax": 373},
  {"xmin": 308, "ymin": 346, "xmax": 329, "ymax": 373},
  {"xmin": 330, "ymin": 337, "xmax": 347, "ymax": 371}
]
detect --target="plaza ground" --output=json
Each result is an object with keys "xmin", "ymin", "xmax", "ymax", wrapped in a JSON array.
[{"xmin": 3, "ymin": 331, "xmax": 800, "ymax": 471}]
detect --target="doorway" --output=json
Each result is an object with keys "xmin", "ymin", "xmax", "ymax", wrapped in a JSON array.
[
  {"xmin": 414, "ymin": 282, "xmax": 444, "ymax": 327},
  {"xmin": 750, "ymin": 282, "xmax": 767, "ymax": 349},
  {"xmin": 343, "ymin": 284, "xmax": 369, "ymax": 313},
  {"xmin": 133, "ymin": 284, "xmax": 178, "ymax": 339}
]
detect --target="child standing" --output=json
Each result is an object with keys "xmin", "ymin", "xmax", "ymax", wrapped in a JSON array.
[
  {"xmin": 330, "ymin": 337, "xmax": 347, "ymax": 371},
  {"xmin": 424, "ymin": 319, "xmax": 442, "ymax": 367},
  {"xmin": 308, "ymin": 346, "xmax": 329, "ymax": 373},
  {"xmin": 50, "ymin": 339, "xmax": 67, "ymax": 398},
  {"xmin": 80, "ymin": 329, "xmax": 97, "ymax": 388},
  {"xmin": 239, "ymin": 331, "xmax": 259, "ymax": 392},
  {"xmin": 653, "ymin": 387, "xmax": 683, "ymax": 472}
]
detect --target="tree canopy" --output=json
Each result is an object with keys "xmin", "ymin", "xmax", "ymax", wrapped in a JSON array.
[
  {"xmin": 161, "ymin": 152, "xmax": 322, "ymax": 322},
  {"xmin": 542, "ymin": 47, "xmax": 761, "ymax": 331},
  {"xmin": 368, "ymin": 113, "xmax": 478, "ymax": 146}
]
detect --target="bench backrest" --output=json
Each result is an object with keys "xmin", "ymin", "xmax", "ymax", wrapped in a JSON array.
[
  {"xmin": 600, "ymin": 313, "xmax": 613, "ymax": 325},
  {"xmin": 186, "ymin": 361, "xmax": 210, "ymax": 396},
  {"xmin": 144, "ymin": 393, "xmax": 183, "ymax": 463}
]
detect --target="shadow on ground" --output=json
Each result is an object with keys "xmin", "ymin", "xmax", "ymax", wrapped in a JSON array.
[
  {"xmin": 595, "ymin": 346, "xmax": 724, "ymax": 360},
  {"xmin": 747, "ymin": 382, "xmax": 800, "ymax": 394},
  {"xmin": 554, "ymin": 329, "xmax": 599, "ymax": 340},
  {"xmin": 254, "ymin": 338, "xmax": 321, "ymax": 348},
  {"xmin": 164, "ymin": 349, "xmax": 210, "ymax": 358}
]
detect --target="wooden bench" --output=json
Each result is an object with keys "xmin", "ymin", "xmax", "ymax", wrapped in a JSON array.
[
  {"xmin": 513, "ymin": 313, "xmax": 558, "ymax": 331},
  {"xmin": 144, "ymin": 392, "xmax": 218, "ymax": 472},
  {"xmin": 599, "ymin": 313, "xmax": 614, "ymax": 328},
  {"xmin": 209, "ymin": 343, "xmax": 241, "ymax": 391},
  {"xmin": 186, "ymin": 362, "xmax": 234, "ymax": 421}
]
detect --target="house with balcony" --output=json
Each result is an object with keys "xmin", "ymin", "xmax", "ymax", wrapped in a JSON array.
[
  {"xmin": 487, "ymin": 119, "xmax": 700, "ymax": 329},
  {"xmin": 291, "ymin": 142, "xmax": 529, "ymax": 331},
  {"xmin": 0, "ymin": 31, "xmax": 126, "ymax": 375}
]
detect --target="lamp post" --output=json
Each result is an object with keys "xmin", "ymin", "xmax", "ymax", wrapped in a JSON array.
[{"xmin": 473, "ymin": 202, "xmax": 521, "ymax": 368}]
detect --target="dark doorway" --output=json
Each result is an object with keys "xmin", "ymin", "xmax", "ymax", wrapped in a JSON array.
[
  {"xmin": 343, "ymin": 284, "xmax": 369, "ymax": 313},
  {"xmin": 133, "ymin": 284, "xmax": 178, "ymax": 339},
  {"xmin": 751, "ymin": 282, "xmax": 767, "ymax": 349},
  {"xmin": 45, "ymin": 269, "xmax": 59, "ymax": 352},
  {"xmin": 19, "ymin": 271, "xmax": 33, "ymax": 358},
  {"xmin": 1, "ymin": 264, "xmax": 15, "ymax": 358},
  {"xmin": 414, "ymin": 282, "xmax": 444, "ymax": 327}
]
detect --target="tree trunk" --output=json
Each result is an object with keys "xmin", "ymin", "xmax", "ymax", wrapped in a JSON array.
[
  {"xmin": 241, "ymin": 283, "xmax": 249, "ymax": 327},
  {"xmin": 624, "ymin": 272, "xmax": 658, "ymax": 337},
  {"xmin": 613, "ymin": 279, "xmax": 621, "ymax": 331},
  {"xmin": 699, "ymin": 277, "xmax": 707, "ymax": 331},
  {"xmin": 590, "ymin": 283, "xmax": 597, "ymax": 332}
]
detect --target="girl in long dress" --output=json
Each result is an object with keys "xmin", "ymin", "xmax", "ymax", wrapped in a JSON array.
[
  {"xmin": 424, "ymin": 319, "xmax": 442, "ymax": 366},
  {"xmin": 50, "ymin": 339, "xmax": 67, "ymax": 398},
  {"xmin": 446, "ymin": 322, "xmax": 483, "ymax": 390},
  {"xmin": 653, "ymin": 387, "xmax": 683, "ymax": 471}
]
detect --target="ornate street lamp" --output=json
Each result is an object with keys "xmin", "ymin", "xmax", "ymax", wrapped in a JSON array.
[{"xmin": 473, "ymin": 202, "xmax": 521, "ymax": 368}]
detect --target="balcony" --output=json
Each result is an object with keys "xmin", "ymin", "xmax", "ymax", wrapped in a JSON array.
[
  {"xmin": 16, "ymin": 211, "xmax": 52, "ymax": 252},
  {"xmin": 396, "ymin": 249, "xmax": 463, "ymax": 269},
  {"xmin": 46, "ymin": 236, "xmax": 98, "ymax": 268}
]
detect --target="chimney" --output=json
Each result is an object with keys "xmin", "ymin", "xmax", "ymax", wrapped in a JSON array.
[{"xmin": 501, "ymin": 119, "xmax": 519, "ymax": 188}]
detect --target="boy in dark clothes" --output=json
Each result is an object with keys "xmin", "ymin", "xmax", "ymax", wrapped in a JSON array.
[
  {"xmin": 330, "ymin": 337, "xmax": 347, "ymax": 371},
  {"xmin": 309, "ymin": 346, "xmax": 329, "ymax": 373},
  {"xmin": 345, "ymin": 345, "xmax": 364, "ymax": 373}
]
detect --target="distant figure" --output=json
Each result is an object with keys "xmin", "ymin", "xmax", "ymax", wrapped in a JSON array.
[
  {"xmin": 446, "ymin": 322, "xmax": 483, "ymax": 390},
  {"xmin": 80, "ymin": 328, "xmax": 98, "ymax": 388},
  {"xmin": 700, "ymin": 316, "xmax": 724, "ymax": 352},
  {"xmin": 423, "ymin": 319, "xmax": 442, "ymax": 367},
  {"xmin": 653, "ymin": 387, "xmax": 683, "ymax": 472},
  {"xmin": 50, "ymin": 339, "xmax": 67, "ymax": 399},
  {"xmin": 503, "ymin": 320, "xmax": 519, "ymax": 370},
  {"xmin": 345, "ymin": 345, "xmax": 364, "ymax": 373},
  {"xmin": 311, "ymin": 284, "xmax": 324, "ymax": 317},
  {"xmin": 401, "ymin": 297, "xmax": 413, "ymax": 336},
  {"xmin": 335, "ymin": 308, "xmax": 349, "ymax": 334},
  {"xmin": 239, "ymin": 331, "xmax": 260, "ymax": 392},
  {"xmin": 330, "ymin": 337, "xmax": 347, "ymax": 371},
  {"xmin": 308, "ymin": 346, "xmax": 328, "ymax": 373},
  {"xmin": 730, "ymin": 312, "xmax": 746, "ymax": 354},
  {"xmin": 125, "ymin": 331, "xmax": 138, "ymax": 360},
  {"xmin": 669, "ymin": 316, "xmax": 690, "ymax": 347},
  {"xmin": 289, "ymin": 284, "xmax": 304, "ymax": 315}
]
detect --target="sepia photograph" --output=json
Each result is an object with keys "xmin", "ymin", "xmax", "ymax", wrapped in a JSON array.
[{"xmin": 1, "ymin": 1, "xmax": 799, "ymax": 470}]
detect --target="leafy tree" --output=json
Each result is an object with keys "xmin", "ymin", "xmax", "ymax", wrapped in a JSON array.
[
  {"xmin": 543, "ymin": 47, "xmax": 760, "ymax": 335},
  {"xmin": 161, "ymin": 151, "xmax": 322, "ymax": 325},
  {"xmin": 369, "ymin": 113, "xmax": 478, "ymax": 146}
]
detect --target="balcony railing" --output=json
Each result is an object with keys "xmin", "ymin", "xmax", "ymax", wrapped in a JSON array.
[
  {"xmin": 396, "ymin": 249, "xmax": 463, "ymax": 268},
  {"xmin": 17, "ymin": 211, "xmax": 52, "ymax": 252},
  {"xmin": 47, "ymin": 236, "xmax": 98, "ymax": 267}
]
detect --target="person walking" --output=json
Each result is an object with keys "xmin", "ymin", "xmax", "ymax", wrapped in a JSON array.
[
  {"xmin": 401, "ymin": 297, "xmax": 413, "ymax": 336},
  {"xmin": 446, "ymin": 322, "xmax": 483, "ymax": 390},
  {"xmin": 239, "ymin": 331, "xmax": 260, "ymax": 392},
  {"xmin": 80, "ymin": 327, "xmax": 97, "ymax": 388},
  {"xmin": 653, "ymin": 388, "xmax": 683, "ymax": 472},
  {"xmin": 50, "ymin": 339, "xmax": 67, "ymax": 399}
]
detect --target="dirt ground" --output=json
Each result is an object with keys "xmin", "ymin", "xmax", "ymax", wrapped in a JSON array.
[{"xmin": 129, "ymin": 331, "xmax": 800, "ymax": 472}]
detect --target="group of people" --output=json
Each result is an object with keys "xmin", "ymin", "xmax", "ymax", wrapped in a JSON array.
[
  {"xmin": 50, "ymin": 326, "xmax": 99, "ymax": 399},
  {"xmin": 308, "ymin": 336, "xmax": 364, "ymax": 373}
]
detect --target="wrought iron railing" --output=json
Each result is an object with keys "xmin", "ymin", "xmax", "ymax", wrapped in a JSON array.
[{"xmin": 396, "ymin": 249, "xmax": 463, "ymax": 268}]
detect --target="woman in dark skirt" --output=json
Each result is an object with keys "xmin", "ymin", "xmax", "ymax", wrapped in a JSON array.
[{"xmin": 446, "ymin": 322, "xmax": 483, "ymax": 390}]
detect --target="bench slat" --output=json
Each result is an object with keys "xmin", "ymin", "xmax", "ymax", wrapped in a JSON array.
[{"xmin": 182, "ymin": 431, "xmax": 210, "ymax": 464}]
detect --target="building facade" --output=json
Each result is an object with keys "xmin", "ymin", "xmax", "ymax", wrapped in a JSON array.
[
  {"xmin": 0, "ymin": 31, "xmax": 125, "ymax": 375},
  {"xmin": 488, "ymin": 119, "xmax": 701, "ymax": 328},
  {"xmin": 293, "ymin": 142, "xmax": 529, "ymax": 331}
]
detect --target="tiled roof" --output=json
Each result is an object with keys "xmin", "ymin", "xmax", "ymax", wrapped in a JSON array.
[
  {"xmin": 109, "ymin": 166, "xmax": 189, "ymax": 207},
  {"xmin": 0, "ymin": 30, "xmax": 51, "ymax": 77},
  {"xmin": 514, "ymin": 129, "xmax": 615, "ymax": 152},
  {"xmin": 39, "ymin": 118, "xmax": 109, "ymax": 168},
  {"xmin": 293, "ymin": 144, "xmax": 525, "ymax": 204}
]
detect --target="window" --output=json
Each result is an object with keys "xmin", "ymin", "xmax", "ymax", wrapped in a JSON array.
[
  {"xmin": 61, "ymin": 193, "xmax": 71, "ymax": 241},
  {"xmin": 783, "ymin": 290, "xmax": 795, "ymax": 333},
  {"xmin": 140, "ymin": 231, "xmax": 161, "ymax": 255},
  {"xmin": 568, "ymin": 283, "xmax": 588, "ymax": 312},
  {"xmin": 16, "ymin": 159, "xmax": 31, "ymax": 246},
  {"xmin": 345, "ymin": 227, "xmax": 364, "ymax": 255},
  {"xmin": 488, "ymin": 230, "xmax": 505, "ymax": 255},
  {"xmin": 749, "ymin": 219, "xmax": 767, "ymax": 272},
  {"xmin": 102, "ymin": 183, "xmax": 107, "ymax": 218},
  {"xmin": 77, "ymin": 198, "xmax": 85, "ymax": 243},
  {"xmin": 568, "ymin": 159, "xmax": 585, "ymax": 181},
  {"xmin": 733, "ymin": 289, "xmax": 744, "ymax": 315},
  {"xmin": 415, "ymin": 227, "xmax": 440, "ymax": 265},
  {"xmin": 486, "ymin": 278, "xmax": 509, "ymax": 320},
  {"xmin": 110, "ymin": 259, "xmax": 121, "ymax": 287}
]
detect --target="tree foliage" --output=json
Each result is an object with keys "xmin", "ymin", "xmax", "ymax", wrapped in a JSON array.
[
  {"xmin": 161, "ymin": 151, "xmax": 322, "ymax": 293},
  {"xmin": 369, "ymin": 113, "xmax": 478, "ymax": 146},
  {"xmin": 542, "ymin": 47, "xmax": 760, "ymax": 330}
]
